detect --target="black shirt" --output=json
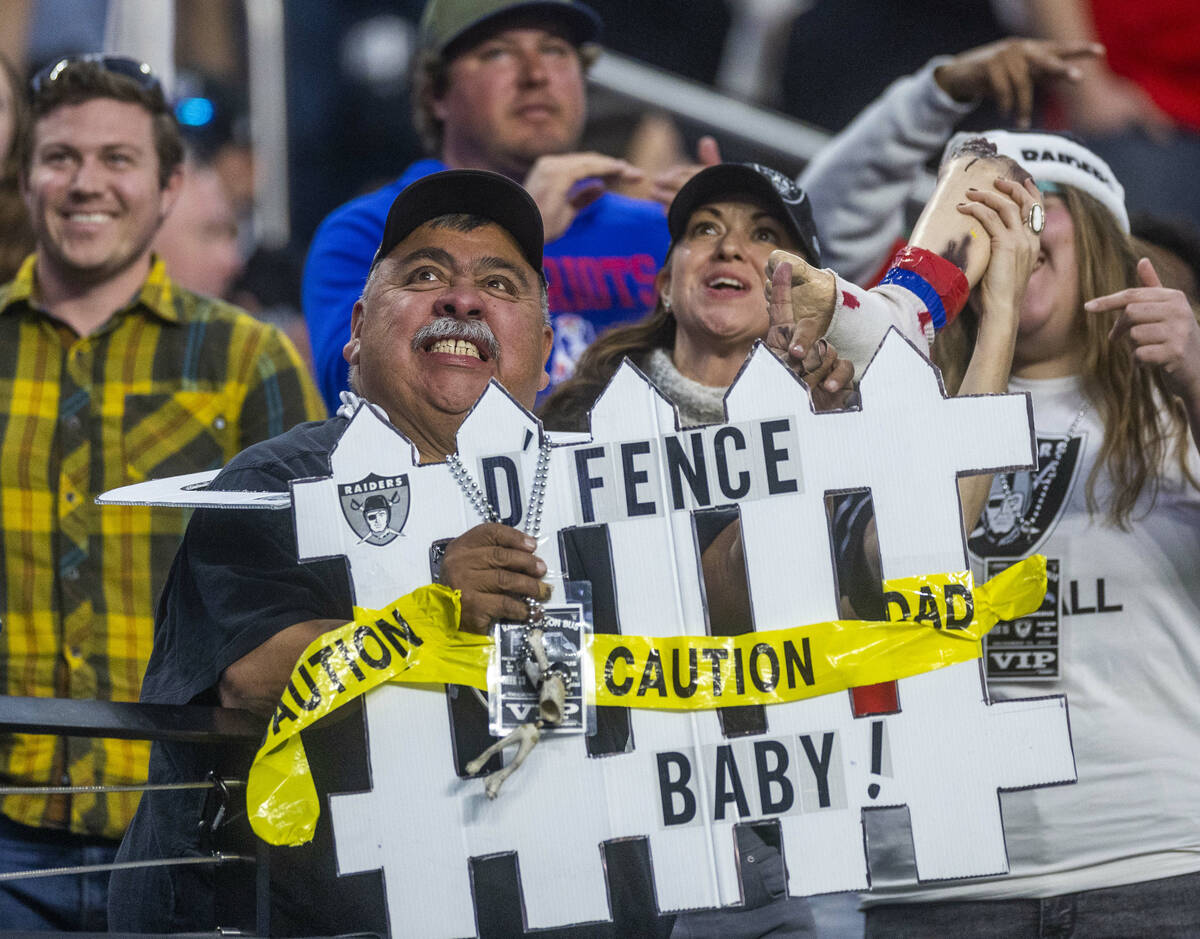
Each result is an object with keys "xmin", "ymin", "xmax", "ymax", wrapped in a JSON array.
[{"xmin": 111, "ymin": 418, "xmax": 366, "ymax": 935}]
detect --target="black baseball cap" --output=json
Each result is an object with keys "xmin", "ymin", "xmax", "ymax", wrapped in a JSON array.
[
  {"xmin": 371, "ymin": 169, "xmax": 545, "ymax": 273},
  {"xmin": 667, "ymin": 163, "xmax": 822, "ymax": 266},
  {"xmin": 420, "ymin": 0, "xmax": 601, "ymax": 58}
]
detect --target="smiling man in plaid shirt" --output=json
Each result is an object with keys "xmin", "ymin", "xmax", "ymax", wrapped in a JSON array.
[{"xmin": 0, "ymin": 56, "xmax": 324, "ymax": 929}]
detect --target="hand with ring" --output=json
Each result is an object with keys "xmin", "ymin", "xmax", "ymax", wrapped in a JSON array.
[
  {"xmin": 1027, "ymin": 202, "xmax": 1045, "ymax": 234},
  {"xmin": 957, "ymin": 176, "xmax": 1043, "ymax": 338}
]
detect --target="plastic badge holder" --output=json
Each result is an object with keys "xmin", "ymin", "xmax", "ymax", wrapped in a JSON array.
[{"xmin": 488, "ymin": 579, "xmax": 595, "ymax": 737}]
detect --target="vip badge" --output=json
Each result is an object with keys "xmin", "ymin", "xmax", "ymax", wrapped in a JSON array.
[{"xmin": 339, "ymin": 473, "xmax": 410, "ymax": 546}]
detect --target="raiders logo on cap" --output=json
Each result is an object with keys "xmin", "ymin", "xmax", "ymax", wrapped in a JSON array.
[{"xmin": 747, "ymin": 162, "xmax": 806, "ymax": 206}]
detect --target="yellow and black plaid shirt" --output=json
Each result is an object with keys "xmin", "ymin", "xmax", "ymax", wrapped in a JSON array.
[{"xmin": 0, "ymin": 256, "xmax": 325, "ymax": 840}]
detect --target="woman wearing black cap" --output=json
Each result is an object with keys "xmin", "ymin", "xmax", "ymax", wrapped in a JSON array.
[
  {"xmin": 539, "ymin": 162, "xmax": 848, "ymax": 432},
  {"xmin": 540, "ymin": 163, "xmax": 843, "ymax": 934}
]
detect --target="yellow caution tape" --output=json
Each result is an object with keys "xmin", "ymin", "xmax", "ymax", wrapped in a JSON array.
[
  {"xmin": 247, "ymin": 584, "xmax": 488, "ymax": 845},
  {"xmin": 248, "ymin": 556, "xmax": 1046, "ymax": 845},
  {"xmin": 595, "ymin": 556, "xmax": 1046, "ymax": 709}
]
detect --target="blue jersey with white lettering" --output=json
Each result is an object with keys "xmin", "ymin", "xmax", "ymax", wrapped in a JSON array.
[{"xmin": 302, "ymin": 158, "xmax": 671, "ymax": 414}]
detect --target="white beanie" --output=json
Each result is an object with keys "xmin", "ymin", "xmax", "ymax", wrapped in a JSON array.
[{"xmin": 943, "ymin": 130, "xmax": 1129, "ymax": 233}]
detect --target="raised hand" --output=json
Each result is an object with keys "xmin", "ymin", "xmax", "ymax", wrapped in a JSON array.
[
  {"xmin": 438, "ymin": 523, "xmax": 551, "ymax": 634},
  {"xmin": 1090, "ymin": 258, "xmax": 1200, "ymax": 407},
  {"xmin": 933, "ymin": 37, "xmax": 1103, "ymax": 128},
  {"xmin": 957, "ymin": 176, "xmax": 1043, "ymax": 337},
  {"xmin": 524, "ymin": 153, "xmax": 645, "ymax": 242},
  {"xmin": 765, "ymin": 259, "xmax": 854, "ymax": 411},
  {"xmin": 764, "ymin": 247, "xmax": 837, "ymax": 354},
  {"xmin": 648, "ymin": 135, "xmax": 723, "ymax": 207}
]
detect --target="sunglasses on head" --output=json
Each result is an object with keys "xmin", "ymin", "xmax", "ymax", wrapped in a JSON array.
[{"xmin": 30, "ymin": 54, "xmax": 162, "ymax": 96}]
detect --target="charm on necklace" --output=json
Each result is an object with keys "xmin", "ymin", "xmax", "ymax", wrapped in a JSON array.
[{"xmin": 448, "ymin": 436, "xmax": 569, "ymax": 798}]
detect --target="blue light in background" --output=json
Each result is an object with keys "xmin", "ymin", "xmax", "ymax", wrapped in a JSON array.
[{"xmin": 176, "ymin": 96, "xmax": 215, "ymax": 127}]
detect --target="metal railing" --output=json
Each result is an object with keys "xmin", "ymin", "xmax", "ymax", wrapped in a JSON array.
[
  {"xmin": 589, "ymin": 50, "xmax": 833, "ymax": 166},
  {"xmin": 590, "ymin": 50, "xmax": 936, "ymax": 210},
  {"xmin": 0, "ymin": 696, "xmax": 267, "ymax": 935}
]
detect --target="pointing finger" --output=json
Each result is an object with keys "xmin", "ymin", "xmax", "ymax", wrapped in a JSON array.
[
  {"xmin": 1027, "ymin": 40, "xmax": 1103, "ymax": 80},
  {"xmin": 1003, "ymin": 47, "xmax": 1035, "ymax": 127},
  {"xmin": 1138, "ymin": 256, "xmax": 1163, "ymax": 289},
  {"xmin": 985, "ymin": 57, "xmax": 1014, "ymax": 118},
  {"xmin": 769, "ymin": 259, "xmax": 794, "ymax": 329},
  {"xmin": 766, "ymin": 248, "xmax": 804, "ymax": 279}
]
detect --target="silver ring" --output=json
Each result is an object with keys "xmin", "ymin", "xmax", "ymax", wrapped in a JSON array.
[{"xmin": 1027, "ymin": 203, "xmax": 1045, "ymax": 234}]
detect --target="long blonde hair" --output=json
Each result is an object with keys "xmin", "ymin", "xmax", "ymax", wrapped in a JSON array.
[{"xmin": 934, "ymin": 186, "xmax": 1199, "ymax": 527}]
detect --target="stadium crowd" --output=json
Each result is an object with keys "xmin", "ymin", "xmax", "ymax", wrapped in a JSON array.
[{"xmin": 0, "ymin": 0, "xmax": 1197, "ymax": 935}]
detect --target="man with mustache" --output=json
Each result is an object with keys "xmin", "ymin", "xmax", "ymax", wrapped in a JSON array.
[
  {"xmin": 302, "ymin": 0, "xmax": 672, "ymax": 414},
  {"xmin": 115, "ymin": 165, "xmax": 853, "ymax": 936},
  {"xmin": 110, "ymin": 169, "xmax": 562, "ymax": 934}
]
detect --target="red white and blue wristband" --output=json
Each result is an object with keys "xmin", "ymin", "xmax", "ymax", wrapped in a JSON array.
[{"xmin": 879, "ymin": 246, "xmax": 970, "ymax": 332}]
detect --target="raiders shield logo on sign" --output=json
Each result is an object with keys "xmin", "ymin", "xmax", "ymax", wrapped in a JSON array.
[{"xmin": 339, "ymin": 473, "xmax": 410, "ymax": 546}]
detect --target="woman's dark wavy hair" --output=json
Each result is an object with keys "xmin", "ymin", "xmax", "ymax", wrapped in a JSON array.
[{"xmin": 539, "ymin": 296, "xmax": 674, "ymax": 432}]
